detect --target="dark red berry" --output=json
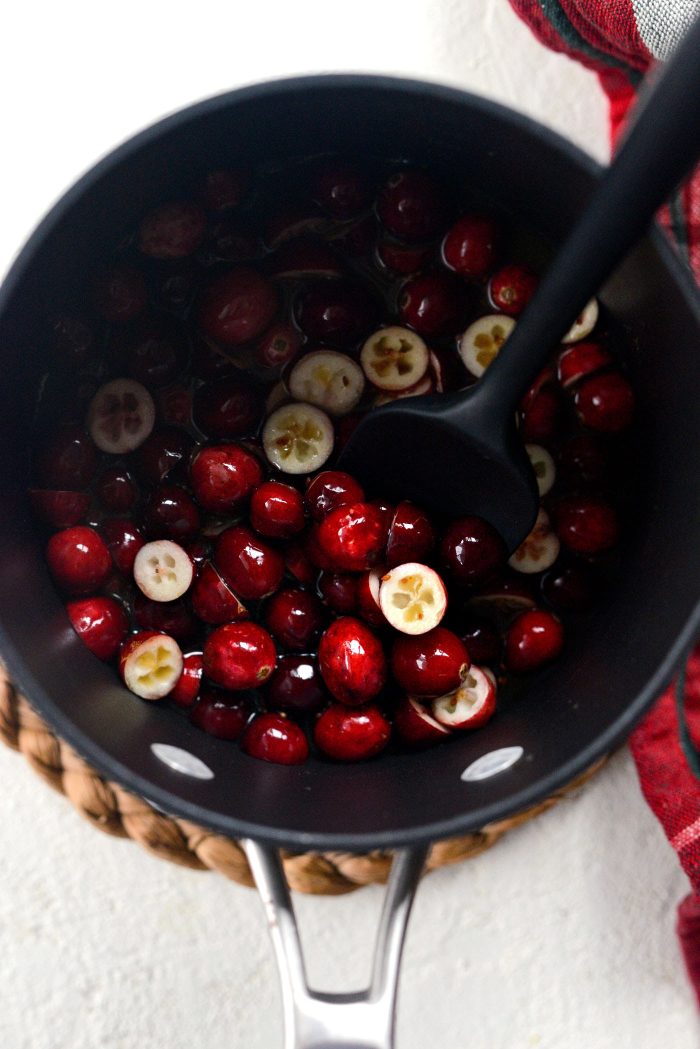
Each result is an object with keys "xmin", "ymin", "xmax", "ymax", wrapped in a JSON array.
[
  {"xmin": 242, "ymin": 713, "xmax": 309, "ymax": 765},
  {"xmin": 257, "ymin": 322, "xmax": 303, "ymax": 369},
  {"xmin": 312, "ymin": 159, "xmax": 371, "ymax": 219},
  {"xmin": 318, "ymin": 617, "xmax": 387, "ymax": 706},
  {"xmin": 317, "ymin": 572, "xmax": 358, "ymax": 614},
  {"xmin": 541, "ymin": 564, "xmax": 596, "ymax": 612},
  {"xmin": 134, "ymin": 427, "xmax": 194, "ymax": 486},
  {"xmin": 34, "ymin": 426, "xmax": 97, "ymax": 490},
  {"xmin": 305, "ymin": 471, "xmax": 365, "ymax": 522},
  {"xmin": 558, "ymin": 434, "xmax": 609, "ymax": 488},
  {"xmin": 199, "ymin": 267, "xmax": 279, "ymax": 346},
  {"xmin": 156, "ymin": 384, "xmax": 193, "ymax": 428},
  {"xmin": 391, "ymin": 627, "xmax": 469, "ymax": 696},
  {"xmin": 97, "ymin": 467, "xmax": 139, "ymax": 512},
  {"xmin": 190, "ymin": 687, "xmax": 252, "ymax": 740},
  {"xmin": 314, "ymin": 502, "xmax": 387, "ymax": 572},
  {"xmin": 93, "ymin": 265, "xmax": 148, "ymax": 323},
  {"xmin": 505, "ymin": 609, "xmax": 564, "ymax": 673},
  {"xmin": 101, "ymin": 517, "xmax": 145, "ymax": 576},
  {"xmin": 265, "ymin": 588, "xmax": 326, "ymax": 651},
  {"xmin": 46, "ymin": 526, "xmax": 112, "ymax": 595},
  {"xmin": 265, "ymin": 655, "xmax": 327, "ymax": 715},
  {"xmin": 193, "ymin": 377, "xmax": 263, "ymax": 439},
  {"xmin": 458, "ymin": 617, "xmax": 501, "ymax": 665},
  {"xmin": 250, "ymin": 481, "xmax": 305, "ymax": 538},
  {"xmin": 442, "ymin": 215, "xmax": 501, "ymax": 278},
  {"xmin": 123, "ymin": 317, "xmax": 186, "ymax": 388},
  {"xmin": 190, "ymin": 444, "xmax": 263, "ymax": 513},
  {"xmin": 377, "ymin": 240, "xmax": 431, "ymax": 275},
  {"xmin": 573, "ymin": 371, "xmax": 635, "ymax": 433},
  {"xmin": 553, "ymin": 497, "xmax": 619, "ymax": 556},
  {"xmin": 144, "ymin": 485, "xmax": 201, "ymax": 542},
  {"xmin": 398, "ymin": 272, "xmax": 467, "ymax": 338},
  {"xmin": 29, "ymin": 489, "xmax": 90, "ymax": 528},
  {"xmin": 139, "ymin": 201, "xmax": 207, "ymax": 259},
  {"xmin": 66, "ymin": 596, "xmax": 129, "ymax": 660},
  {"xmin": 394, "ymin": 695, "xmax": 450, "ymax": 747},
  {"xmin": 203, "ymin": 621, "xmax": 277, "ymax": 690},
  {"xmin": 295, "ymin": 279, "xmax": 379, "ymax": 347},
  {"xmin": 199, "ymin": 168, "xmax": 250, "ymax": 211},
  {"xmin": 356, "ymin": 570, "xmax": 385, "ymax": 628},
  {"xmin": 133, "ymin": 593, "xmax": 197, "ymax": 642},
  {"xmin": 314, "ymin": 703, "xmax": 391, "ymax": 761},
  {"xmin": 215, "ymin": 525, "xmax": 285, "ymax": 600},
  {"xmin": 440, "ymin": 516, "xmax": 507, "ymax": 586},
  {"xmin": 170, "ymin": 651, "xmax": 203, "ymax": 708},
  {"xmin": 377, "ymin": 169, "xmax": 446, "ymax": 243},
  {"xmin": 556, "ymin": 342, "xmax": 613, "ymax": 389},
  {"xmin": 385, "ymin": 501, "xmax": 435, "ymax": 567},
  {"xmin": 488, "ymin": 264, "xmax": 538, "ymax": 315},
  {"xmin": 190, "ymin": 561, "xmax": 248, "ymax": 625},
  {"xmin": 519, "ymin": 386, "xmax": 564, "ymax": 445}
]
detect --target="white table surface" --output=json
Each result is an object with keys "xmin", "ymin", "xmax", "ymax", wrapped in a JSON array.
[{"xmin": 1, "ymin": 2, "xmax": 699, "ymax": 1047}]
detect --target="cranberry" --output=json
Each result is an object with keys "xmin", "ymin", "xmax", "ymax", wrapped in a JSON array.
[
  {"xmin": 190, "ymin": 338, "xmax": 237, "ymax": 380},
  {"xmin": 385, "ymin": 501, "xmax": 435, "ymax": 567},
  {"xmin": 377, "ymin": 169, "xmax": 446, "ymax": 242},
  {"xmin": 267, "ymin": 238, "xmax": 343, "ymax": 280},
  {"xmin": 204, "ymin": 216, "xmax": 259, "ymax": 264},
  {"xmin": 170, "ymin": 651, "xmax": 203, "ymax": 708},
  {"xmin": 123, "ymin": 318, "xmax": 186, "ymax": 388},
  {"xmin": 242, "ymin": 713, "xmax": 309, "ymax": 765},
  {"xmin": 442, "ymin": 214, "xmax": 501, "ymax": 278},
  {"xmin": 505, "ymin": 609, "xmax": 564, "ymax": 673},
  {"xmin": 314, "ymin": 703, "xmax": 391, "ymax": 761},
  {"xmin": 313, "ymin": 502, "xmax": 387, "ymax": 572},
  {"xmin": 317, "ymin": 572, "xmax": 358, "ymax": 614},
  {"xmin": 199, "ymin": 168, "xmax": 250, "ymax": 211},
  {"xmin": 144, "ymin": 485, "xmax": 200, "ymax": 542},
  {"xmin": 97, "ymin": 466, "xmax": 138, "ymax": 512},
  {"xmin": 51, "ymin": 315, "xmax": 94, "ymax": 366},
  {"xmin": 458, "ymin": 617, "xmax": 501, "ymax": 665},
  {"xmin": 134, "ymin": 427, "xmax": 194, "ymax": 486},
  {"xmin": 488, "ymin": 264, "xmax": 538, "ymax": 315},
  {"xmin": 204, "ymin": 621, "xmax": 277, "ymax": 690},
  {"xmin": 558, "ymin": 434, "xmax": 609, "ymax": 488},
  {"xmin": 391, "ymin": 627, "xmax": 469, "ymax": 696},
  {"xmin": 265, "ymin": 588, "xmax": 326, "ymax": 651},
  {"xmin": 139, "ymin": 201, "xmax": 207, "ymax": 259},
  {"xmin": 257, "ymin": 323, "xmax": 303, "ymax": 369},
  {"xmin": 156, "ymin": 384, "xmax": 193, "ymax": 428},
  {"xmin": 356, "ymin": 569, "xmax": 385, "ymax": 628},
  {"xmin": 93, "ymin": 265, "xmax": 148, "ymax": 323},
  {"xmin": 554, "ymin": 496, "xmax": 619, "ymax": 556},
  {"xmin": 318, "ymin": 617, "xmax": 387, "ymax": 706},
  {"xmin": 199, "ymin": 267, "xmax": 279, "ymax": 346},
  {"xmin": 573, "ymin": 371, "xmax": 635, "ymax": 433},
  {"xmin": 100, "ymin": 517, "xmax": 145, "ymax": 576},
  {"xmin": 467, "ymin": 571, "xmax": 537, "ymax": 622},
  {"xmin": 377, "ymin": 240, "xmax": 431, "ymax": 275},
  {"xmin": 541, "ymin": 564, "xmax": 596, "ymax": 612},
  {"xmin": 190, "ymin": 444, "xmax": 263, "ymax": 513},
  {"xmin": 190, "ymin": 687, "xmax": 252, "ymax": 740},
  {"xmin": 440, "ymin": 516, "xmax": 506, "ymax": 587},
  {"xmin": 556, "ymin": 341, "xmax": 613, "ymax": 389},
  {"xmin": 250, "ymin": 481, "xmax": 305, "ymax": 538},
  {"xmin": 183, "ymin": 537, "xmax": 209, "ymax": 573},
  {"xmin": 519, "ymin": 386, "xmax": 564, "ymax": 445},
  {"xmin": 285, "ymin": 540, "xmax": 317, "ymax": 587},
  {"xmin": 295, "ymin": 279, "xmax": 379, "ymax": 347},
  {"xmin": 265, "ymin": 655, "xmax": 327, "ymax": 715},
  {"xmin": 35, "ymin": 426, "xmax": 97, "ymax": 490},
  {"xmin": 312, "ymin": 159, "xmax": 371, "ymax": 219},
  {"xmin": 398, "ymin": 272, "xmax": 467, "ymax": 338},
  {"xmin": 394, "ymin": 695, "xmax": 450, "ymax": 747},
  {"xmin": 193, "ymin": 377, "xmax": 263, "ymax": 439},
  {"xmin": 46, "ymin": 526, "xmax": 112, "ymax": 595},
  {"xmin": 29, "ymin": 489, "xmax": 90, "ymax": 529},
  {"xmin": 133, "ymin": 593, "xmax": 197, "ymax": 642},
  {"xmin": 190, "ymin": 561, "xmax": 248, "ymax": 624},
  {"xmin": 215, "ymin": 525, "xmax": 285, "ymax": 600},
  {"xmin": 66, "ymin": 596, "xmax": 129, "ymax": 660},
  {"xmin": 305, "ymin": 471, "xmax": 365, "ymax": 522}
]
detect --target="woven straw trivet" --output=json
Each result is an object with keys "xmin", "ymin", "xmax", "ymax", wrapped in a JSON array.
[{"xmin": 0, "ymin": 662, "xmax": 605, "ymax": 894}]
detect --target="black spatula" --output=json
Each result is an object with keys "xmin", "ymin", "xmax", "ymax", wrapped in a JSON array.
[{"xmin": 338, "ymin": 15, "xmax": 700, "ymax": 552}]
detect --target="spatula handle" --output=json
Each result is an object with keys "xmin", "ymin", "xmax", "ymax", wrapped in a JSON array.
[{"xmin": 478, "ymin": 12, "xmax": 700, "ymax": 416}]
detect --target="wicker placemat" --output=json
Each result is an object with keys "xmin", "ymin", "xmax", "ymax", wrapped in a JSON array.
[{"xmin": 0, "ymin": 663, "xmax": 605, "ymax": 894}]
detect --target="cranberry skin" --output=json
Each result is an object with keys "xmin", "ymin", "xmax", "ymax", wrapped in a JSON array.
[
  {"xmin": 285, "ymin": 540, "xmax": 317, "ymax": 587},
  {"xmin": 558, "ymin": 434, "xmax": 609, "ymax": 489},
  {"xmin": 305, "ymin": 471, "xmax": 365, "ymax": 522},
  {"xmin": 442, "ymin": 215, "xmax": 500, "ymax": 278},
  {"xmin": 204, "ymin": 622, "xmax": 277, "ymax": 690},
  {"xmin": 29, "ymin": 489, "xmax": 90, "ymax": 528},
  {"xmin": 295, "ymin": 279, "xmax": 379, "ymax": 347},
  {"xmin": 46, "ymin": 526, "xmax": 112, "ymax": 596},
  {"xmin": 93, "ymin": 265, "xmax": 148, "ymax": 323},
  {"xmin": 458, "ymin": 617, "xmax": 501, "ymax": 665},
  {"xmin": 314, "ymin": 703, "xmax": 391, "ymax": 762},
  {"xmin": 398, "ymin": 272, "xmax": 467, "ymax": 338},
  {"xmin": 97, "ymin": 467, "xmax": 138, "ymax": 513},
  {"xmin": 190, "ymin": 444, "xmax": 263, "ymax": 513},
  {"xmin": 440, "ymin": 517, "xmax": 507, "ymax": 587},
  {"xmin": 394, "ymin": 696, "xmax": 449, "ymax": 747},
  {"xmin": 190, "ymin": 687, "xmax": 252, "ymax": 740},
  {"xmin": 573, "ymin": 371, "xmax": 635, "ymax": 433},
  {"xmin": 101, "ymin": 517, "xmax": 145, "ymax": 576},
  {"xmin": 265, "ymin": 588, "xmax": 326, "ymax": 651},
  {"xmin": 377, "ymin": 170, "xmax": 446, "ymax": 243},
  {"xmin": 190, "ymin": 561, "xmax": 248, "ymax": 624},
  {"xmin": 157, "ymin": 384, "xmax": 193, "ymax": 428},
  {"xmin": 199, "ymin": 267, "xmax": 279, "ymax": 346},
  {"xmin": 318, "ymin": 572, "xmax": 358, "ymax": 614},
  {"xmin": 312, "ymin": 159, "xmax": 371, "ymax": 219},
  {"xmin": 314, "ymin": 502, "xmax": 387, "ymax": 572},
  {"xmin": 144, "ymin": 485, "xmax": 201, "ymax": 542},
  {"xmin": 488, "ymin": 264, "xmax": 538, "ymax": 316},
  {"xmin": 257, "ymin": 323, "xmax": 303, "ymax": 370},
  {"xmin": 541, "ymin": 564, "xmax": 596, "ymax": 612},
  {"xmin": 250, "ymin": 481, "xmax": 305, "ymax": 538},
  {"xmin": 385, "ymin": 502, "xmax": 435, "ymax": 567},
  {"xmin": 391, "ymin": 627, "xmax": 470, "ymax": 696},
  {"xmin": 170, "ymin": 651, "xmax": 203, "ymax": 708},
  {"xmin": 215, "ymin": 525, "xmax": 285, "ymax": 600},
  {"xmin": 377, "ymin": 240, "xmax": 431, "ymax": 275},
  {"xmin": 242, "ymin": 713, "xmax": 309, "ymax": 765},
  {"xmin": 554, "ymin": 497, "xmax": 619, "ymax": 556},
  {"xmin": 124, "ymin": 318, "xmax": 186, "ymax": 388},
  {"xmin": 519, "ymin": 386, "xmax": 564, "ymax": 445},
  {"xmin": 134, "ymin": 427, "xmax": 194, "ymax": 486},
  {"xmin": 133, "ymin": 593, "xmax": 197, "ymax": 642},
  {"xmin": 265, "ymin": 655, "xmax": 327, "ymax": 714},
  {"xmin": 193, "ymin": 378, "xmax": 263, "ymax": 439},
  {"xmin": 35, "ymin": 426, "xmax": 97, "ymax": 490},
  {"xmin": 317, "ymin": 617, "xmax": 387, "ymax": 706},
  {"xmin": 505, "ymin": 609, "xmax": 564, "ymax": 673},
  {"xmin": 66, "ymin": 596, "xmax": 129, "ymax": 660},
  {"xmin": 139, "ymin": 201, "xmax": 207, "ymax": 259},
  {"xmin": 199, "ymin": 168, "xmax": 250, "ymax": 211}
]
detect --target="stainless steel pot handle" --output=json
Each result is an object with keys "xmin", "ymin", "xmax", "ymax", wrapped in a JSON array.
[{"xmin": 243, "ymin": 840, "xmax": 428, "ymax": 1049}]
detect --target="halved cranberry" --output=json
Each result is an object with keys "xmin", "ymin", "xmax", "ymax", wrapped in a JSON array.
[
  {"xmin": 139, "ymin": 201, "xmax": 207, "ymax": 259},
  {"xmin": 203, "ymin": 621, "xmax": 277, "ymax": 690},
  {"xmin": 199, "ymin": 267, "xmax": 279, "ymax": 346},
  {"xmin": 30, "ymin": 489, "xmax": 90, "ymax": 528},
  {"xmin": 66, "ymin": 596, "xmax": 129, "ymax": 660},
  {"xmin": 134, "ymin": 427, "xmax": 194, "ymax": 486},
  {"xmin": 505, "ymin": 609, "xmax": 564, "ymax": 673},
  {"xmin": 96, "ymin": 467, "xmax": 139, "ymax": 512},
  {"xmin": 519, "ymin": 386, "xmax": 564, "ymax": 445},
  {"xmin": 215, "ymin": 524, "xmax": 285, "ymax": 600},
  {"xmin": 573, "ymin": 371, "xmax": 635, "ymax": 433},
  {"xmin": 394, "ymin": 695, "xmax": 450, "ymax": 747},
  {"xmin": 190, "ymin": 561, "xmax": 248, "ymax": 625},
  {"xmin": 190, "ymin": 686, "xmax": 252, "ymax": 740},
  {"xmin": 34, "ymin": 426, "xmax": 97, "ymax": 490},
  {"xmin": 242, "ymin": 713, "xmax": 309, "ymax": 765},
  {"xmin": 442, "ymin": 214, "xmax": 501, "ymax": 278},
  {"xmin": 313, "ymin": 502, "xmax": 387, "ymax": 572},
  {"xmin": 377, "ymin": 169, "xmax": 446, "ymax": 243},
  {"xmin": 312, "ymin": 159, "xmax": 371, "ymax": 219},
  {"xmin": 123, "ymin": 317, "xmax": 186, "ymax": 388},
  {"xmin": 169, "ymin": 651, "xmax": 203, "ymax": 708},
  {"xmin": 93, "ymin": 265, "xmax": 148, "ymax": 323},
  {"xmin": 556, "ymin": 342, "xmax": 613, "ymax": 389},
  {"xmin": 553, "ymin": 496, "xmax": 619, "ymax": 556},
  {"xmin": 356, "ymin": 569, "xmax": 385, "ymax": 628},
  {"xmin": 250, "ymin": 481, "xmax": 305, "ymax": 538},
  {"xmin": 133, "ymin": 593, "xmax": 197, "ymax": 642},
  {"xmin": 305, "ymin": 471, "xmax": 365, "ymax": 522},
  {"xmin": 101, "ymin": 517, "xmax": 145, "ymax": 576},
  {"xmin": 46, "ymin": 526, "xmax": 112, "ymax": 595},
  {"xmin": 317, "ymin": 572, "xmax": 358, "ymax": 614},
  {"xmin": 265, "ymin": 588, "xmax": 326, "ymax": 651},
  {"xmin": 385, "ymin": 502, "xmax": 435, "ymax": 567},
  {"xmin": 391, "ymin": 626, "xmax": 469, "ymax": 696},
  {"xmin": 318, "ymin": 617, "xmax": 386, "ymax": 705},
  {"xmin": 144, "ymin": 485, "xmax": 201, "ymax": 542},
  {"xmin": 190, "ymin": 444, "xmax": 263, "ymax": 513},
  {"xmin": 265, "ymin": 654, "xmax": 327, "ymax": 715},
  {"xmin": 193, "ymin": 377, "xmax": 263, "ymax": 439},
  {"xmin": 257, "ymin": 323, "xmax": 303, "ymax": 369},
  {"xmin": 199, "ymin": 168, "xmax": 250, "ymax": 211},
  {"xmin": 541, "ymin": 564, "xmax": 596, "ymax": 612},
  {"xmin": 377, "ymin": 240, "xmax": 431, "ymax": 275},
  {"xmin": 440, "ymin": 516, "xmax": 506, "ymax": 587},
  {"xmin": 458, "ymin": 617, "xmax": 501, "ymax": 665},
  {"xmin": 51, "ymin": 315, "xmax": 94, "ymax": 366},
  {"xmin": 295, "ymin": 279, "xmax": 379, "ymax": 347},
  {"xmin": 398, "ymin": 272, "xmax": 468, "ymax": 338},
  {"xmin": 314, "ymin": 703, "xmax": 391, "ymax": 761}
]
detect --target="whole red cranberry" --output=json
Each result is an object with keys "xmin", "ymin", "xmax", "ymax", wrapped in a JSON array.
[
  {"xmin": 93, "ymin": 265, "xmax": 148, "ymax": 323},
  {"xmin": 193, "ymin": 377, "xmax": 263, "ymax": 439},
  {"xmin": 199, "ymin": 267, "xmax": 279, "ymax": 346},
  {"xmin": 257, "ymin": 323, "xmax": 303, "ymax": 369},
  {"xmin": 553, "ymin": 497, "xmax": 619, "ymax": 556},
  {"xmin": 66, "ymin": 596, "xmax": 129, "ymax": 660},
  {"xmin": 183, "ymin": 537, "xmax": 209, "ymax": 574},
  {"xmin": 265, "ymin": 588, "xmax": 326, "ymax": 651},
  {"xmin": 190, "ymin": 444, "xmax": 263, "ymax": 513},
  {"xmin": 51, "ymin": 315, "xmax": 94, "ymax": 367},
  {"xmin": 100, "ymin": 517, "xmax": 145, "ymax": 576},
  {"xmin": 156, "ymin": 384, "xmax": 193, "ymax": 428},
  {"xmin": 519, "ymin": 386, "xmax": 564, "ymax": 444},
  {"xmin": 97, "ymin": 466, "xmax": 139, "ymax": 512},
  {"xmin": 317, "ymin": 572, "xmax": 358, "ymax": 614},
  {"xmin": 313, "ymin": 502, "xmax": 387, "ymax": 572},
  {"xmin": 377, "ymin": 240, "xmax": 431, "ymax": 275},
  {"xmin": 318, "ymin": 617, "xmax": 386, "ymax": 706},
  {"xmin": 573, "ymin": 371, "xmax": 635, "ymax": 433},
  {"xmin": 46, "ymin": 526, "xmax": 112, "ymax": 595},
  {"xmin": 377, "ymin": 169, "xmax": 447, "ymax": 243},
  {"xmin": 139, "ymin": 201, "xmax": 207, "ymax": 259},
  {"xmin": 505, "ymin": 609, "xmax": 564, "ymax": 673},
  {"xmin": 250, "ymin": 481, "xmax": 305, "ymax": 538},
  {"xmin": 442, "ymin": 214, "xmax": 501, "ymax": 278},
  {"xmin": 391, "ymin": 626, "xmax": 469, "ymax": 696},
  {"xmin": 541, "ymin": 564, "xmax": 596, "ymax": 612},
  {"xmin": 458, "ymin": 617, "xmax": 501, "ymax": 665},
  {"xmin": 488, "ymin": 264, "xmax": 538, "ymax": 315},
  {"xmin": 169, "ymin": 651, "xmax": 203, "ymax": 708},
  {"xmin": 284, "ymin": 540, "xmax": 317, "ymax": 587},
  {"xmin": 199, "ymin": 168, "xmax": 250, "ymax": 211},
  {"xmin": 385, "ymin": 502, "xmax": 435, "ymax": 567},
  {"xmin": 265, "ymin": 655, "xmax": 328, "ymax": 715},
  {"xmin": 134, "ymin": 427, "xmax": 194, "ymax": 485},
  {"xmin": 35, "ymin": 426, "xmax": 97, "ymax": 490},
  {"xmin": 398, "ymin": 272, "xmax": 467, "ymax": 338},
  {"xmin": 133, "ymin": 593, "xmax": 197, "ymax": 642},
  {"xmin": 190, "ymin": 561, "xmax": 248, "ymax": 624},
  {"xmin": 123, "ymin": 318, "xmax": 186, "ymax": 388},
  {"xmin": 557, "ymin": 434, "xmax": 609, "ymax": 488},
  {"xmin": 242, "ymin": 713, "xmax": 309, "ymax": 765},
  {"xmin": 144, "ymin": 485, "xmax": 201, "ymax": 542},
  {"xmin": 215, "ymin": 525, "xmax": 285, "ymax": 600},
  {"xmin": 190, "ymin": 687, "xmax": 252, "ymax": 740},
  {"xmin": 312, "ymin": 159, "xmax": 371, "ymax": 219},
  {"xmin": 440, "ymin": 516, "xmax": 506, "ymax": 586},
  {"xmin": 305, "ymin": 471, "xmax": 365, "ymax": 522},
  {"xmin": 295, "ymin": 279, "xmax": 379, "ymax": 347},
  {"xmin": 204, "ymin": 622, "xmax": 277, "ymax": 690},
  {"xmin": 556, "ymin": 341, "xmax": 613, "ymax": 389},
  {"xmin": 29, "ymin": 489, "xmax": 90, "ymax": 529},
  {"xmin": 314, "ymin": 703, "xmax": 391, "ymax": 761}
]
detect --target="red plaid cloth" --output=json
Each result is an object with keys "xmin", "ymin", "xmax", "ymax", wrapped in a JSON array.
[{"xmin": 507, "ymin": 0, "xmax": 700, "ymax": 1004}]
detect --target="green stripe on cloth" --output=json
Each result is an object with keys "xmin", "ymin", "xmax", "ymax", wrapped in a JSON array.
[{"xmin": 537, "ymin": 0, "xmax": 643, "ymax": 84}]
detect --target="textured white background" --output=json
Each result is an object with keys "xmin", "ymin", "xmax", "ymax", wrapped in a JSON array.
[{"xmin": 1, "ymin": 2, "xmax": 699, "ymax": 1048}]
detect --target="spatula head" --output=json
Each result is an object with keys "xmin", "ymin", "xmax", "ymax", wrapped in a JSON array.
[{"xmin": 337, "ymin": 389, "xmax": 539, "ymax": 552}]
